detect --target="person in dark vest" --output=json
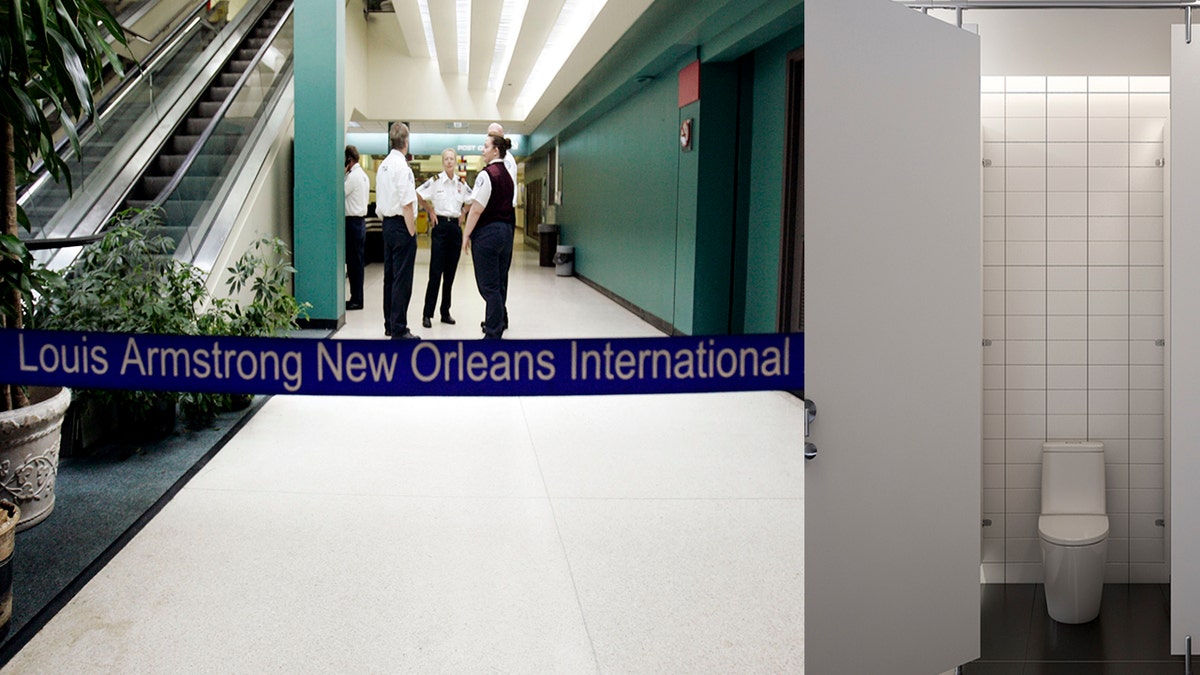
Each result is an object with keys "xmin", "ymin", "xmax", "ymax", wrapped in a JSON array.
[
  {"xmin": 488, "ymin": 122, "xmax": 518, "ymax": 331},
  {"xmin": 462, "ymin": 132, "xmax": 515, "ymax": 339}
]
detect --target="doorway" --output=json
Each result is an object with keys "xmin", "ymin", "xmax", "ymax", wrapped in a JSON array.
[{"xmin": 777, "ymin": 48, "xmax": 803, "ymax": 334}]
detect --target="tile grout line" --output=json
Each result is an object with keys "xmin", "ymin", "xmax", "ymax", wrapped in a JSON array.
[{"xmin": 518, "ymin": 396, "xmax": 603, "ymax": 674}]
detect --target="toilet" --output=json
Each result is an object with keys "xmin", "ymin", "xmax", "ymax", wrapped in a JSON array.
[{"xmin": 1039, "ymin": 440, "xmax": 1109, "ymax": 624}]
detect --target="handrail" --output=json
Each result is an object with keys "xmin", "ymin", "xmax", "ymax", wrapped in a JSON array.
[
  {"xmin": 150, "ymin": 2, "xmax": 293, "ymax": 207},
  {"xmin": 20, "ymin": 0, "xmax": 212, "ymax": 189},
  {"xmin": 23, "ymin": 233, "xmax": 105, "ymax": 251}
]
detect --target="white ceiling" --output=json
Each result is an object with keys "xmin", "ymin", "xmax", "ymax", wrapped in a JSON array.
[{"xmin": 356, "ymin": 0, "xmax": 656, "ymax": 136}]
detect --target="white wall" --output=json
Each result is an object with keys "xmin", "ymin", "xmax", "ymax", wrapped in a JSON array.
[
  {"xmin": 360, "ymin": 17, "xmax": 509, "ymax": 123},
  {"xmin": 206, "ymin": 116, "xmax": 295, "ymax": 304},
  {"xmin": 344, "ymin": 0, "xmax": 369, "ymax": 128},
  {"xmin": 929, "ymin": 9, "xmax": 1176, "ymax": 75},
  {"xmin": 980, "ymin": 75, "xmax": 1168, "ymax": 585}
]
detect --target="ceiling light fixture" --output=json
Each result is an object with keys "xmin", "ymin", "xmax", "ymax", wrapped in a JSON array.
[
  {"xmin": 417, "ymin": 0, "xmax": 438, "ymax": 67},
  {"xmin": 515, "ymin": 0, "xmax": 607, "ymax": 115},
  {"xmin": 488, "ymin": 0, "xmax": 529, "ymax": 92},
  {"xmin": 456, "ymin": 0, "xmax": 471, "ymax": 75}
]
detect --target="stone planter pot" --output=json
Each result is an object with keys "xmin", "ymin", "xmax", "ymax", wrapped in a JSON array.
[
  {"xmin": 0, "ymin": 386, "xmax": 71, "ymax": 531},
  {"xmin": 0, "ymin": 500, "xmax": 18, "ymax": 639}
]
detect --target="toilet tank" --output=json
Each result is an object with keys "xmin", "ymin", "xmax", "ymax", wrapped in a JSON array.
[{"xmin": 1041, "ymin": 441, "xmax": 1106, "ymax": 515}]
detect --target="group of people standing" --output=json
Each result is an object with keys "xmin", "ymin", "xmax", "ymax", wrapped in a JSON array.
[{"xmin": 343, "ymin": 122, "xmax": 517, "ymax": 340}]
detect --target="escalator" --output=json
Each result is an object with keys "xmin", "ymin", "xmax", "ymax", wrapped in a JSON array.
[
  {"xmin": 19, "ymin": 0, "xmax": 220, "ymax": 241},
  {"xmin": 121, "ymin": 0, "xmax": 290, "ymax": 251},
  {"xmin": 22, "ymin": 0, "xmax": 294, "ymax": 275}
]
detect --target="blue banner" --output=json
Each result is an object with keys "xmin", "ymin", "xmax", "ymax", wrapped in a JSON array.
[{"xmin": 1, "ymin": 330, "xmax": 803, "ymax": 397}]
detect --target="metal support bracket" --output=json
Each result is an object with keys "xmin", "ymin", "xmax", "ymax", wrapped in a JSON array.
[{"xmin": 1187, "ymin": 634, "xmax": 1193, "ymax": 674}]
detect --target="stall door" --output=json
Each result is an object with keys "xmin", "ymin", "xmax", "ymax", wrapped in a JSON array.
[{"xmin": 804, "ymin": 1, "xmax": 982, "ymax": 672}]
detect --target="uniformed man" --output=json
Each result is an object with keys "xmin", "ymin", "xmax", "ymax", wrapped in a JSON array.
[
  {"xmin": 416, "ymin": 148, "xmax": 470, "ymax": 328},
  {"xmin": 344, "ymin": 145, "xmax": 370, "ymax": 311},
  {"xmin": 375, "ymin": 122, "xmax": 419, "ymax": 339}
]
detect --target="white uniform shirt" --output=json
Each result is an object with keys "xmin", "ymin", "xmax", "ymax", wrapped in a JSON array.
[
  {"xmin": 416, "ymin": 171, "xmax": 469, "ymax": 218},
  {"xmin": 374, "ymin": 149, "xmax": 415, "ymax": 217},
  {"xmin": 344, "ymin": 163, "xmax": 370, "ymax": 217},
  {"xmin": 470, "ymin": 158, "xmax": 508, "ymax": 209},
  {"xmin": 503, "ymin": 153, "xmax": 518, "ymax": 207}
]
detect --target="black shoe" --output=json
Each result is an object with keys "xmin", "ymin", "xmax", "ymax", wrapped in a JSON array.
[
  {"xmin": 440, "ymin": 315, "xmax": 456, "ymax": 325},
  {"xmin": 384, "ymin": 327, "xmax": 392, "ymax": 337},
  {"xmin": 392, "ymin": 329, "xmax": 420, "ymax": 340},
  {"xmin": 346, "ymin": 301, "xmax": 363, "ymax": 310},
  {"xmin": 422, "ymin": 316, "xmax": 432, "ymax": 328}
]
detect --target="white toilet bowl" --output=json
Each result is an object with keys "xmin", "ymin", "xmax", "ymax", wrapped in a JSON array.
[
  {"xmin": 1038, "ymin": 441, "xmax": 1108, "ymax": 624},
  {"xmin": 1039, "ymin": 514, "xmax": 1108, "ymax": 624}
]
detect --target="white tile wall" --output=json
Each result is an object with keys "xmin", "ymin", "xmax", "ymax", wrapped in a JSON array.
[{"xmin": 981, "ymin": 76, "xmax": 1167, "ymax": 584}]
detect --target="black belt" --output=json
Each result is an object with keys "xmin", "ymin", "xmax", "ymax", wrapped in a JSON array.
[{"xmin": 436, "ymin": 216, "xmax": 460, "ymax": 223}]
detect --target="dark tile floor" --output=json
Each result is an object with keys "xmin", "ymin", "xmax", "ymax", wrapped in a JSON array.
[{"xmin": 966, "ymin": 584, "xmax": 1188, "ymax": 674}]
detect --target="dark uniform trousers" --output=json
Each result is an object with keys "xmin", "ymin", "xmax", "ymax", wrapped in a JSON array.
[
  {"xmin": 382, "ymin": 215, "xmax": 417, "ymax": 336},
  {"xmin": 423, "ymin": 216, "xmax": 462, "ymax": 319},
  {"xmin": 345, "ymin": 215, "xmax": 366, "ymax": 306},
  {"xmin": 471, "ymin": 221, "xmax": 514, "ymax": 339}
]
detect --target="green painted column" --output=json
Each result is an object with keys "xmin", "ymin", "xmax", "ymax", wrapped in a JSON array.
[{"xmin": 292, "ymin": 0, "xmax": 344, "ymax": 326}]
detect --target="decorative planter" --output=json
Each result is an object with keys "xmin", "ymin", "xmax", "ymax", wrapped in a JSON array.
[
  {"xmin": 0, "ymin": 500, "xmax": 17, "ymax": 640},
  {"xmin": 0, "ymin": 386, "xmax": 70, "ymax": 531}
]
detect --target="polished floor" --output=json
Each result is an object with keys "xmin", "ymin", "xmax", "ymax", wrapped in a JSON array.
[
  {"xmin": 967, "ymin": 583, "xmax": 1185, "ymax": 674},
  {"xmin": 3, "ymin": 238, "xmax": 807, "ymax": 672}
]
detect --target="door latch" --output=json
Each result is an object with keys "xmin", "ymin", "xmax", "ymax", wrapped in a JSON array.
[{"xmin": 803, "ymin": 399, "xmax": 817, "ymax": 460}]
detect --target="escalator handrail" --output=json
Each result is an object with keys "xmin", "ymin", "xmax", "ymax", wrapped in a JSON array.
[
  {"xmin": 149, "ymin": 1, "xmax": 294, "ymax": 208},
  {"xmin": 120, "ymin": 0, "xmax": 208, "ymax": 44},
  {"xmin": 23, "ymin": 232, "xmax": 105, "ymax": 251},
  {"xmin": 20, "ymin": 0, "xmax": 213, "ymax": 192}
]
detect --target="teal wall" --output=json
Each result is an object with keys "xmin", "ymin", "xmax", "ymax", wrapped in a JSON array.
[
  {"xmin": 555, "ymin": 35, "xmax": 801, "ymax": 336},
  {"xmin": 743, "ymin": 27, "xmax": 803, "ymax": 333},
  {"xmin": 558, "ymin": 73, "xmax": 680, "ymax": 326},
  {"xmin": 292, "ymin": 0, "xmax": 344, "ymax": 324}
]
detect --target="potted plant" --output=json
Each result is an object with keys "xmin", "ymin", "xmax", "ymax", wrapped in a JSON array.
[
  {"xmin": 0, "ymin": 499, "xmax": 18, "ymax": 638},
  {"xmin": 180, "ymin": 238, "xmax": 310, "ymax": 428},
  {"xmin": 35, "ymin": 209, "xmax": 209, "ymax": 446},
  {"xmin": 0, "ymin": 0, "xmax": 127, "ymax": 529}
]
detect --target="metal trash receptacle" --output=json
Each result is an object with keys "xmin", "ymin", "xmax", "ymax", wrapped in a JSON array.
[
  {"xmin": 553, "ymin": 245, "xmax": 574, "ymax": 277},
  {"xmin": 537, "ymin": 223, "xmax": 559, "ymax": 267}
]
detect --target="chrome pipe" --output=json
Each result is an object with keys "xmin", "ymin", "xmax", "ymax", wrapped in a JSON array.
[{"xmin": 906, "ymin": 1, "xmax": 1200, "ymax": 9}]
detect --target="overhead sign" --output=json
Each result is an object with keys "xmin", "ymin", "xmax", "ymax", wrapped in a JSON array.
[
  {"xmin": 2, "ymin": 330, "xmax": 804, "ymax": 397},
  {"xmin": 346, "ymin": 133, "xmax": 530, "ymax": 158}
]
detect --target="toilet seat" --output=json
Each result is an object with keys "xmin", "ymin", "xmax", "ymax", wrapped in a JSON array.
[{"xmin": 1038, "ymin": 514, "xmax": 1109, "ymax": 547}]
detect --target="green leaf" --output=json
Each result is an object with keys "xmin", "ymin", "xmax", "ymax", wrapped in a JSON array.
[{"xmin": 46, "ymin": 27, "xmax": 91, "ymax": 116}]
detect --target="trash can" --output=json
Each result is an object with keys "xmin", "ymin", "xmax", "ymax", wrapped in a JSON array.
[
  {"xmin": 537, "ymin": 223, "xmax": 559, "ymax": 267},
  {"xmin": 553, "ymin": 245, "xmax": 574, "ymax": 277}
]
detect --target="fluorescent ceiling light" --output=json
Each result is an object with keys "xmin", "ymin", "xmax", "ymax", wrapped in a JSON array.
[
  {"xmin": 515, "ymin": 0, "xmax": 607, "ymax": 114},
  {"xmin": 488, "ymin": 0, "xmax": 529, "ymax": 92},
  {"xmin": 417, "ymin": 0, "xmax": 438, "ymax": 67},
  {"xmin": 457, "ymin": 0, "xmax": 471, "ymax": 75}
]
